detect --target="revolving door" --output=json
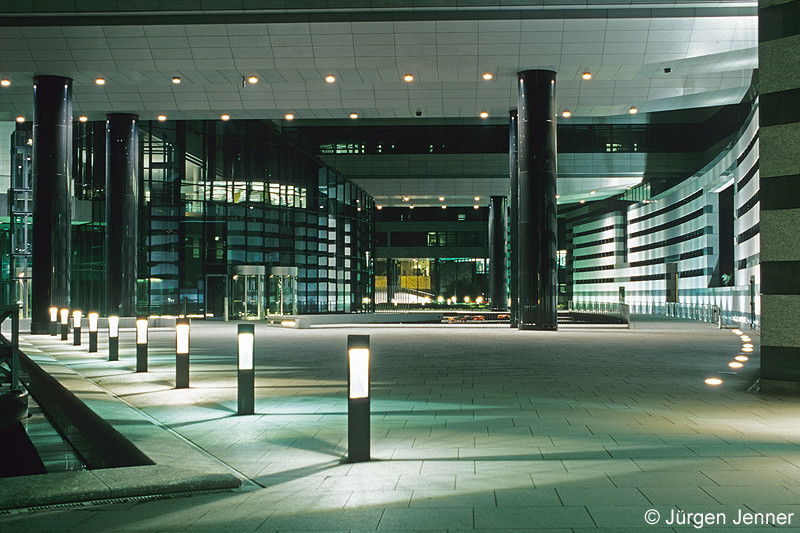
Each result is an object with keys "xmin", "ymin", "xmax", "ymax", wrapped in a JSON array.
[
  {"xmin": 230, "ymin": 265, "xmax": 266, "ymax": 319},
  {"xmin": 268, "ymin": 266, "xmax": 298, "ymax": 315}
]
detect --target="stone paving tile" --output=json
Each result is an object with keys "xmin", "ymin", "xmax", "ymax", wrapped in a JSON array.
[
  {"xmin": 474, "ymin": 506, "xmax": 595, "ymax": 529},
  {"xmin": 377, "ymin": 507, "xmax": 473, "ymax": 529}
]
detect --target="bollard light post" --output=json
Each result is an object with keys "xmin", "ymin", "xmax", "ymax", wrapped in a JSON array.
[
  {"xmin": 72, "ymin": 310, "xmax": 82, "ymax": 346},
  {"xmin": 88, "ymin": 312, "xmax": 99, "ymax": 352},
  {"xmin": 347, "ymin": 334, "xmax": 370, "ymax": 462},
  {"xmin": 136, "ymin": 316, "xmax": 148, "ymax": 372},
  {"xmin": 60, "ymin": 308, "xmax": 69, "ymax": 340},
  {"xmin": 237, "ymin": 324, "xmax": 255, "ymax": 415},
  {"xmin": 49, "ymin": 306, "xmax": 58, "ymax": 336},
  {"xmin": 175, "ymin": 318, "xmax": 190, "ymax": 388},
  {"xmin": 108, "ymin": 315, "xmax": 119, "ymax": 361}
]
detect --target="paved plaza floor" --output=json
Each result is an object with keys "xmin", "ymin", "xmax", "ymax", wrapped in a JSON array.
[{"xmin": 3, "ymin": 316, "xmax": 797, "ymax": 532}]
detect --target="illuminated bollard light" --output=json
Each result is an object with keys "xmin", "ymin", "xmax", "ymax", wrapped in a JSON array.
[
  {"xmin": 72, "ymin": 310, "xmax": 82, "ymax": 346},
  {"xmin": 237, "ymin": 324, "xmax": 255, "ymax": 415},
  {"xmin": 88, "ymin": 312, "xmax": 99, "ymax": 353},
  {"xmin": 347, "ymin": 334, "xmax": 370, "ymax": 463},
  {"xmin": 108, "ymin": 315, "xmax": 119, "ymax": 361},
  {"xmin": 60, "ymin": 308, "xmax": 69, "ymax": 341},
  {"xmin": 136, "ymin": 316, "xmax": 148, "ymax": 372},
  {"xmin": 175, "ymin": 318, "xmax": 190, "ymax": 389},
  {"xmin": 50, "ymin": 306, "xmax": 58, "ymax": 336}
]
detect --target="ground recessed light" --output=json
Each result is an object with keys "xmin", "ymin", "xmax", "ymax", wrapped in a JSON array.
[
  {"xmin": 705, "ymin": 377, "xmax": 723, "ymax": 386},
  {"xmin": 402, "ymin": 196, "xmax": 410, "ymax": 202},
  {"xmin": 590, "ymin": 190, "xmax": 596, "ymax": 194},
  {"xmin": 79, "ymin": 115, "xmax": 88, "ymax": 122},
  {"xmin": 350, "ymin": 112, "xmax": 358, "ymax": 119},
  {"xmin": 285, "ymin": 113, "xmax": 294, "ymax": 121},
  {"xmin": 474, "ymin": 196, "xmax": 480, "ymax": 201},
  {"xmin": 439, "ymin": 196, "xmax": 445, "ymax": 201},
  {"xmin": 732, "ymin": 329, "xmax": 742, "ymax": 335},
  {"xmin": 220, "ymin": 114, "xmax": 230, "ymax": 121},
  {"xmin": 629, "ymin": 107, "xmax": 638, "ymax": 114},
  {"xmin": 16, "ymin": 116, "xmax": 25, "ymax": 123},
  {"xmin": 580, "ymin": 199, "xmax": 586, "ymax": 204},
  {"xmin": 157, "ymin": 114, "xmax": 167, "ymax": 121},
  {"xmin": 403, "ymin": 74, "xmax": 414, "ymax": 82},
  {"xmin": 742, "ymin": 346, "xmax": 753, "ymax": 352},
  {"xmin": 555, "ymin": 194, "xmax": 560, "ymax": 199},
  {"xmin": 376, "ymin": 205, "xmax": 383, "ymax": 210},
  {"xmin": 172, "ymin": 77, "xmax": 181, "ymax": 84},
  {"xmin": 409, "ymin": 205, "xmax": 415, "ymax": 209},
  {"xmin": 740, "ymin": 335, "xmax": 751, "ymax": 342},
  {"xmin": 482, "ymin": 72, "xmax": 493, "ymax": 80},
  {"xmin": 479, "ymin": 111, "xmax": 489, "ymax": 119},
  {"xmin": 562, "ymin": 110, "xmax": 572, "ymax": 118},
  {"xmin": 247, "ymin": 76, "xmax": 258, "ymax": 84},
  {"xmin": 729, "ymin": 362, "xmax": 744, "ymax": 369},
  {"xmin": 95, "ymin": 78, "xmax": 106, "ymax": 85},
  {"xmin": 735, "ymin": 355, "xmax": 749, "ymax": 362},
  {"xmin": 581, "ymin": 72, "xmax": 592, "ymax": 80},
  {"xmin": 742, "ymin": 343, "xmax": 753, "ymax": 349},
  {"xmin": 441, "ymin": 205, "xmax": 447, "ymax": 209},
  {"xmin": 325, "ymin": 75, "xmax": 336, "ymax": 83},
  {"xmin": 0, "ymin": 79, "xmax": 10, "ymax": 87},
  {"xmin": 473, "ymin": 205, "xmax": 480, "ymax": 209}
]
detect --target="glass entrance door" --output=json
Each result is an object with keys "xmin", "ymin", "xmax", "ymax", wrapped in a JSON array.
[
  {"xmin": 268, "ymin": 266, "xmax": 299, "ymax": 315},
  {"xmin": 231, "ymin": 273, "xmax": 266, "ymax": 319}
]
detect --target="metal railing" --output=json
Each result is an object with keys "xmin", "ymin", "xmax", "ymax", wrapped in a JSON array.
[{"xmin": 567, "ymin": 301, "xmax": 630, "ymax": 324}]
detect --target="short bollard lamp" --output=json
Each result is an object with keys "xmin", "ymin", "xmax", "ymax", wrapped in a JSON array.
[
  {"xmin": 136, "ymin": 316, "xmax": 148, "ymax": 372},
  {"xmin": 175, "ymin": 318, "xmax": 190, "ymax": 388},
  {"xmin": 60, "ymin": 308, "xmax": 69, "ymax": 340},
  {"xmin": 88, "ymin": 312, "xmax": 99, "ymax": 353},
  {"xmin": 108, "ymin": 315, "xmax": 119, "ymax": 361},
  {"xmin": 72, "ymin": 310, "xmax": 82, "ymax": 346},
  {"xmin": 347, "ymin": 334, "xmax": 370, "ymax": 462},
  {"xmin": 237, "ymin": 324, "xmax": 255, "ymax": 415},
  {"xmin": 49, "ymin": 306, "xmax": 58, "ymax": 336}
]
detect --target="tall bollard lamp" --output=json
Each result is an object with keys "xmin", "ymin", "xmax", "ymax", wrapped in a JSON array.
[
  {"xmin": 175, "ymin": 318, "xmax": 190, "ymax": 388},
  {"xmin": 237, "ymin": 323, "xmax": 255, "ymax": 415},
  {"xmin": 136, "ymin": 316, "xmax": 148, "ymax": 372},
  {"xmin": 108, "ymin": 315, "xmax": 119, "ymax": 361},
  {"xmin": 72, "ymin": 310, "xmax": 82, "ymax": 346},
  {"xmin": 88, "ymin": 312, "xmax": 99, "ymax": 352},
  {"xmin": 60, "ymin": 308, "xmax": 69, "ymax": 340},
  {"xmin": 49, "ymin": 306, "xmax": 58, "ymax": 336},
  {"xmin": 347, "ymin": 334, "xmax": 370, "ymax": 462}
]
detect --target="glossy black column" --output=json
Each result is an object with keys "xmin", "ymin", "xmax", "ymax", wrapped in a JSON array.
[
  {"xmin": 105, "ymin": 114, "xmax": 139, "ymax": 316},
  {"xmin": 488, "ymin": 196, "xmax": 508, "ymax": 311},
  {"xmin": 508, "ymin": 110, "xmax": 519, "ymax": 327},
  {"xmin": 31, "ymin": 76, "xmax": 72, "ymax": 334},
  {"xmin": 517, "ymin": 70, "xmax": 558, "ymax": 331}
]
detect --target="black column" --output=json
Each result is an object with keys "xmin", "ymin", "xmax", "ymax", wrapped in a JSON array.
[
  {"xmin": 105, "ymin": 114, "xmax": 139, "ymax": 316},
  {"xmin": 488, "ymin": 196, "xmax": 508, "ymax": 311},
  {"xmin": 508, "ymin": 110, "xmax": 519, "ymax": 327},
  {"xmin": 517, "ymin": 70, "xmax": 558, "ymax": 331},
  {"xmin": 31, "ymin": 76, "xmax": 73, "ymax": 334}
]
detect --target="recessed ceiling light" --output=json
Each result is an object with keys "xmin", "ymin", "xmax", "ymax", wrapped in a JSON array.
[
  {"xmin": 409, "ymin": 205, "xmax": 415, "ymax": 209},
  {"xmin": 285, "ymin": 113, "xmax": 294, "ymax": 121},
  {"xmin": 0, "ymin": 79, "xmax": 10, "ymax": 87},
  {"xmin": 402, "ymin": 196, "xmax": 410, "ymax": 202},
  {"xmin": 555, "ymin": 194, "xmax": 560, "ymax": 199},
  {"xmin": 581, "ymin": 72, "xmax": 592, "ymax": 80},
  {"xmin": 220, "ymin": 114, "xmax": 230, "ymax": 121},
  {"xmin": 441, "ymin": 205, "xmax": 447, "ymax": 209},
  {"xmin": 403, "ymin": 74, "xmax": 414, "ymax": 82},
  {"xmin": 438, "ymin": 196, "xmax": 445, "ymax": 201},
  {"xmin": 473, "ymin": 205, "xmax": 479, "ymax": 209},
  {"xmin": 157, "ymin": 114, "xmax": 167, "ymax": 122},
  {"xmin": 95, "ymin": 78, "xmax": 106, "ymax": 85},
  {"xmin": 561, "ymin": 110, "xmax": 572, "ymax": 118},
  {"xmin": 482, "ymin": 72, "xmax": 493, "ymax": 80},
  {"xmin": 376, "ymin": 205, "xmax": 383, "ymax": 210},
  {"xmin": 172, "ymin": 77, "xmax": 181, "ymax": 84},
  {"xmin": 16, "ymin": 116, "xmax": 25, "ymax": 123},
  {"xmin": 247, "ymin": 76, "xmax": 258, "ymax": 84},
  {"xmin": 579, "ymin": 199, "xmax": 586, "ymax": 204},
  {"xmin": 479, "ymin": 111, "xmax": 489, "ymax": 119},
  {"xmin": 590, "ymin": 190, "xmax": 596, "ymax": 194},
  {"xmin": 629, "ymin": 107, "xmax": 638, "ymax": 114},
  {"xmin": 349, "ymin": 112, "xmax": 358, "ymax": 119},
  {"xmin": 78, "ymin": 115, "xmax": 88, "ymax": 122},
  {"xmin": 325, "ymin": 75, "xmax": 336, "ymax": 83},
  {"xmin": 474, "ymin": 196, "xmax": 480, "ymax": 201}
]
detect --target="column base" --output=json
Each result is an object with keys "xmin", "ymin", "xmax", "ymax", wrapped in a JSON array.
[{"xmin": 519, "ymin": 323, "xmax": 558, "ymax": 331}]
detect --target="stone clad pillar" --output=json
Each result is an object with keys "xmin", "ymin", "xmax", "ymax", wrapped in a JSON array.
[
  {"xmin": 488, "ymin": 196, "xmax": 508, "ymax": 311},
  {"xmin": 30, "ymin": 76, "xmax": 72, "ymax": 334},
  {"xmin": 517, "ymin": 70, "xmax": 558, "ymax": 330},
  {"xmin": 508, "ymin": 109, "xmax": 519, "ymax": 326}
]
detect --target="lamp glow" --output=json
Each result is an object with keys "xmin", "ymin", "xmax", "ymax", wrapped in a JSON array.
[
  {"xmin": 735, "ymin": 355, "xmax": 748, "ymax": 362},
  {"xmin": 88, "ymin": 312, "xmax": 98, "ymax": 332},
  {"xmin": 729, "ymin": 362, "xmax": 744, "ymax": 369},
  {"xmin": 176, "ymin": 320, "xmax": 190, "ymax": 355},
  {"xmin": 108, "ymin": 315, "xmax": 119, "ymax": 338},
  {"xmin": 237, "ymin": 323, "xmax": 255, "ymax": 415},
  {"xmin": 732, "ymin": 329, "xmax": 742, "ymax": 335},
  {"xmin": 175, "ymin": 318, "xmax": 190, "ymax": 388},
  {"xmin": 136, "ymin": 318, "xmax": 148, "ymax": 344},
  {"xmin": 705, "ymin": 378, "xmax": 723, "ymax": 385},
  {"xmin": 238, "ymin": 328, "xmax": 254, "ymax": 370},
  {"xmin": 60, "ymin": 308, "xmax": 68, "ymax": 325},
  {"xmin": 742, "ymin": 343, "xmax": 753, "ymax": 349},
  {"xmin": 348, "ymin": 348, "xmax": 370, "ymax": 399},
  {"xmin": 72, "ymin": 310, "xmax": 82, "ymax": 328},
  {"xmin": 740, "ymin": 335, "xmax": 751, "ymax": 342},
  {"xmin": 50, "ymin": 306, "xmax": 58, "ymax": 336}
]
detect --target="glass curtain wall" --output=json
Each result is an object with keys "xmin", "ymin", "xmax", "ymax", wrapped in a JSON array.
[{"xmin": 133, "ymin": 120, "xmax": 375, "ymax": 316}]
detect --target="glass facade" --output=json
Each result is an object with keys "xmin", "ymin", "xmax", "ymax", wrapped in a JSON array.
[{"xmin": 30, "ymin": 119, "xmax": 375, "ymax": 317}]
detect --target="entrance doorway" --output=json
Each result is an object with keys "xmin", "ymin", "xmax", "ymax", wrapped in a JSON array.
[
  {"xmin": 231, "ymin": 265, "xmax": 266, "ymax": 319},
  {"xmin": 268, "ymin": 266, "xmax": 298, "ymax": 315},
  {"xmin": 205, "ymin": 274, "xmax": 227, "ymax": 319}
]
